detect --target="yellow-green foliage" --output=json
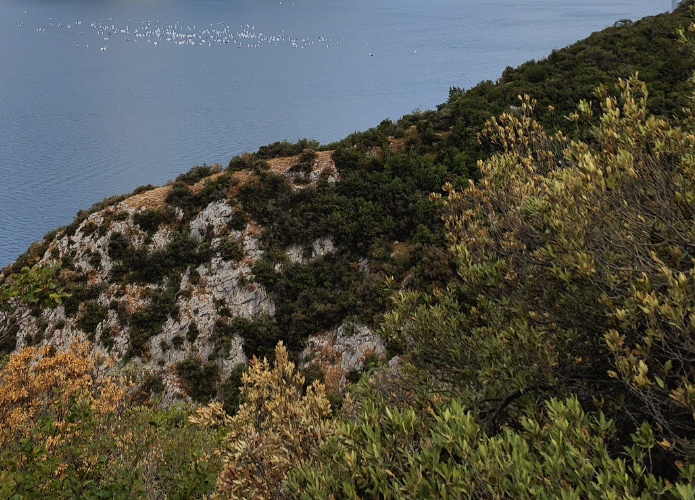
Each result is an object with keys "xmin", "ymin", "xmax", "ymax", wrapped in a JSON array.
[
  {"xmin": 191, "ymin": 341, "xmax": 333, "ymax": 500},
  {"xmin": 117, "ymin": 404, "xmax": 221, "ymax": 500},
  {"xmin": 385, "ymin": 75, "xmax": 695, "ymax": 463},
  {"xmin": 288, "ymin": 392, "xmax": 695, "ymax": 499}
]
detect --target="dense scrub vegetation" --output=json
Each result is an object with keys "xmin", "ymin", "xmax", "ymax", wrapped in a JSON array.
[
  {"xmin": 0, "ymin": 341, "xmax": 221, "ymax": 498},
  {"xmin": 3, "ymin": 4, "xmax": 694, "ymax": 362},
  {"xmin": 2, "ymin": 4, "xmax": 695, "ymax": 498}
]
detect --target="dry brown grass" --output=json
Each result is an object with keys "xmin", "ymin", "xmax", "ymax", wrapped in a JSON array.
[{"xmin": 122, "ymin": 186, "xmax": 172, "ymax": 211}]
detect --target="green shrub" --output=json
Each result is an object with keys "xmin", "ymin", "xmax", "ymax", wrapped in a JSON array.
[
  {"xmin": 288, "ymin": 395, "xmax": 693, "ymax": 499},
  {"xmin": 175, "ymin": 357, "xmax": 220, "ymax": 403},
  {"xmin": 108, "ymin": 232, "xmax": 131, "ymax": 261},
  {"xmin": 219, "ymin": 363, "xmax": 247, "ymax": 415},
  {"xmin": 172, "ymin": 335, "xmax": 184, "ymax": 350},
  {"xmin": 142, "ymin": 371, "xmax": 165, "ymax": 395},
  {"xmin": 80, "ymin": 220, "xmax": 99, "ymax": 237},
  {"xmin": 302, "ymin": 363, "xmax": 325, "ymax": 390},
  {"xmin": 227, "ymin": 208, "xmax": 248, "ymax": 231},
  {"xmin": 100, "ymin": 325, "xmax": 115, "ymax": 351},
  {"xmin": 0, "ymin": 395, "xmax": 147, "ymax": 499},
  {"xmin": 256, "ymin": 139, "xmax": 319, "ymax": 160},
  {"xmin": 217, "ymin": 235, "xmax": 245, "ymax": 262},
  {"xmin": 165, "ymin": 182, "xmax": 196, "ymax": 212},
  {"xmin": 175, "ymin": 164, "xmax": 217, "ymax": 185},
  {"xmin": 385, "ymin": 76, "xmax": 695, "ymax": 472},
  {"xmin": 131, "ymin": 404, "xmax": 220, "ymax": 499},
  {"xmin": 128, "ymin": 285, "xmax": 178, "ymax": 358},
  {"xmin": 252, "ymin": 255, "xmax": 389, "ymax": 351},
  {"xmin": 77, "ymin": 300, "xmax": 108, "ymax": 340},
  {"xmin": 87, "ymin": 250, "xmax": 102, "ymax": 269},
  {"xmin": 186, "ymin": 321, "xmax": 200, "ymax": 343},
  {"xmin": 231, "ymin": 315, "xmax": 283, "ymax": 360},
  {"xmin": 133, "ymin": 207, "xmax": 174, "ymax": 235},
  {"xmin": 227, "ymin": 155, "xmax": 248, "ymax": 172},
  {"xmin": 111, "ymin": 231, "xmax": 210, "ymax": 285},
  {"xmin": 289, "ymin": 148, "xmax": 317, "ymax": 175},
  {"xmin": 166, "ymin": 172, "xmax": 234, "ymax": 219},
  {"xmin": 236, "ymin": 171, "xmax": 292, "ymax": 219},
  {"xmin": 132, "ymin": 184, "xmax": 156, "ymax": 195},
  {"xmin": 1, "ymin": 239, "xmax": 50, "ymax": 277},
  {"xmin": 61, "ymin": 281, "xmax": 105, "ymax": 318}
]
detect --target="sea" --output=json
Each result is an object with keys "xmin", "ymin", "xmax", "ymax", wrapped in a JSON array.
[{"xmin": 0, "ymin": 0, "xmax": 673, "ymax": 267}]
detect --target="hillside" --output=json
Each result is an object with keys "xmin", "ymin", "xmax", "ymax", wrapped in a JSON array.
[{"xmin": 2, "ymin": 3, "xmax": 695, "ymax": 498}]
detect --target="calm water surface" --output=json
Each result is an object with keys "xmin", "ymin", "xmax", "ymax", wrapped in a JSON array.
[{"xmin": 0, "ymin": 0, "xmax": 671, "ymax": 266}]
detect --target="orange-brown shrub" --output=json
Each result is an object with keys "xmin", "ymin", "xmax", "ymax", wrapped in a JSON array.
[{"xmin": 0, "ymin": 340, "xmax": 128, "ymax": 446}]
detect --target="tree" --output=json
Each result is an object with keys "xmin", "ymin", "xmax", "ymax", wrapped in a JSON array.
[
  {"xmin": 384, "ymin": 76, "xmax": 695, "ymax": 466},
  {"xmin": 0, "ymin": 341, "xmax": 219, "ymax": 499},
  {"xmin": 190, "ymin": 341, "xmax": 333, "ymax": 500},
  {"xmin": 0, "ymin": 340, "xmax": 126, "ymax": 447}
]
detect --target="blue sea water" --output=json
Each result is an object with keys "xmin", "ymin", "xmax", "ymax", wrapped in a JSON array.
[{"xmin": 0, "ymin": 0, "xmax": 672, "ymax": 267}]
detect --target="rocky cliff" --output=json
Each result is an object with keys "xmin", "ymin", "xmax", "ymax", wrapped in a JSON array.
[{"xmin": 7, "ymin": 149, "xmax": 390, "ymax": 405}]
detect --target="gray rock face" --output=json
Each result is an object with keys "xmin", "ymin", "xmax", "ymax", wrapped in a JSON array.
[
  {"xmin": 9, "ymin": 154, "xmax": 393, "ymax": 407},
  {"xmin": 200, "ymin": 257, "xmax": 275, "ymax": 318},
  {"xmin": 285, "ymin": 237, "xmax": 336, "ymax": 265},
  {"xmin": 301, "ymin": 322, "xmax": 386, "ymax": 392},
  {"xmin": 13, "ymin": 190, "xmax": 277, "ymax": 406},
  {"xmin": 190, "ymin": 201, "xmax": 234, "ymax": 240}
]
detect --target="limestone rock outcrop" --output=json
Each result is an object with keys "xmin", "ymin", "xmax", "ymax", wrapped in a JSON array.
[{"xmin": 8, "ymin": 151, "xmax": 389, "ymax": 406}]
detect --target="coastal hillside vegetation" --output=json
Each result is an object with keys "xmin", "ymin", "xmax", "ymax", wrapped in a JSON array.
[{"xmin": 2, "ymin": 3, "xmax": 695, "ymax": 498}]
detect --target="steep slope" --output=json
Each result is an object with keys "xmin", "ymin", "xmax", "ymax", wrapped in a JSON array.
[
  {"xmin": 2, "ymin": 4, "xmax": 694, "ymax": 408},
  {"xmin": 4, "ymin": 151, "xmax": 388, "ymax": 403}
]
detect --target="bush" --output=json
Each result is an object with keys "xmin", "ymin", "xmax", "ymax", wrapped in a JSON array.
[
  {"xmin": 289, "ymin": 148, "xmax": 317, "ymax": 175},
  {"xmin": 172, "ymin": 334, "xmax": 184, "ymax": 350},
  {"xmin": 108, "ymin": 232, "xmax": 131, "ymax": 261},
  {"xmin": 166, "ymin": 172, "xmax": 234, "ymax": 219},
  {"xmin": 190, "ymin": 342, "xmax": 332, "ymax": 499},
  {"xmin": 176, "ymin": 357, "xmax": 220, "ymax": 403},
  {"xmin": 0, "ymin": 341, "xmax": 127, "ymax": 448},
  {"xmin": 186, "ymin": 321, "xmax": 200, "ymax": 343},
  {"xmin": 256, "ymin": 139, "xmax": 320, "ymax": 160},
  {"xmin": 100, "ymin": 325, "xmax": 115, "ymax": 351},
  {"xmin": 111, "ymin": 231, "xmax": 210, "ymax": 285},
  {"xmin": 142, "ymin": 371, "xmax": 165, "ymax": 395},
  {"xmin": 219, "ymin": 363, "xmax": 247, "ymax": 415},
  {"xmin": 133, "ymin": 207, "xmax": 174, "ymax": 235},
  {"xmin": 231, "ymin": 315, "xmax": 283, "ymax": 360},
  {"xmin": 1, "ymin": 263, "xmax": 67, "ymax": 355},
  {"xmin": 128, "ymin": 285, "xmax": 179, "ymax": 358},
  {"xmin": 77, "ymin": 300, "xmax": 108, "ymax": 340},
  {"xmin": 124, "ymin": 405, "xmax": 220, "ymax": 499},
  {"xmin": 0, "ymin": 343, "xmax": 220, "ymax": 499},
  {"xmin": 175, "ymin": 163, "xmax": 218, "ymax": 185},
  {"xmin": 133, "ymin": 184, "xmax": 156, "ymax": 195},
  {"xmin": 217, "ymin": 235, "xmax": 245, "ymax": 262},
  {"xmin": 288, "ymin": 394, "xmax": 693, "ymax": 499},
  {"xmin": 0, "ymin": 395, "xmax": 146, "ymax": 499},
  {"xmin": 385, "ymin": 77, "xmax": 695, "ymax": 468}
]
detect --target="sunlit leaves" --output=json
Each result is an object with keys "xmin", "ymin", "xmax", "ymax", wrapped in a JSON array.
[
  {"xmin": 289, "ymin": 395, "xmax": 674, "ymax": 499},
  {"xmin": 191, "ymin": 341, "xmax": 333, "ymax": 499},
  {"xmin": 386, "ymin": 74, "xmax": 695, "ymax": 463}
]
